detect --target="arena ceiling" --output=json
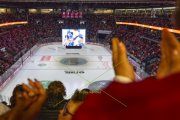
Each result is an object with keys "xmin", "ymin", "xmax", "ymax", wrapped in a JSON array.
[{"xmin": 0, "ymin": 0, "xmax": 176, "ymax": 9}]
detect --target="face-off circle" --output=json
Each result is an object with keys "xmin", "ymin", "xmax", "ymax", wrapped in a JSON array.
[{"xmin": 60, "ymin": 57, "xmax": 87, "ymax": 65}]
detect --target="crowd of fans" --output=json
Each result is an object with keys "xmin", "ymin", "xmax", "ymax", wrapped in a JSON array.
[
  {"xmin": 28, "ymin": 14, "xmax": 61, "ymax": 39},
  {"xmin": 0, "ymin": 27, "xmax": 179, "ymax": 120},
  {"xmin": 0, "ymin": 8, "xmax": 178, "ymax": 76},
  {"xmin": 28, "ymin": 14, "xmax": 116, "ymax": 40},
  {"xmin": 0, "ymin": 80, "xmax": 90, "ymax": 120},
  {"xmin": 115, "ymin": 25, "xmax": 161, "ymax": 75},
  {"xmin": 0, "ymin": 0, "xmax": 180, "ymax": 119},
  {"xmin": 0, "ymin": 25, "xmax": 36, "ymax": 75},
  {"xmin": 115, "ymin": 14, "xmax": 174, "ymax": 28},
  {"xmin": 0, "ymin": 13, "xmax": 27, "ymax": 24}
]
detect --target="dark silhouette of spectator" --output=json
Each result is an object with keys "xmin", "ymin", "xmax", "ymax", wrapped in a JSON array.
[
  {"xmin": 0, "ymin": 1, "xmax": 179, "ymax": 120},
  {"xmin": 36, "ymin": 81, "xmax": 68, "ymax": 120},
  {"xmin": 0, "ymin": 79, "xmax": 47, "ymax": 120},
  {"xmin": 58, "ymin": 89, "xmax": 90, "ymax": 120},
  {"xmin": 9, "ymin": 85, "xmax": 24, "ymax": 108},
  {"xmin": 45, "ymin": 81, "xmax": 67, "ymax": 110}
]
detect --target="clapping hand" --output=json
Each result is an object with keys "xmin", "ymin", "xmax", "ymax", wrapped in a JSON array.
[
  {"xmin": 157, "ymin": 29, "xmax": 180, "ymax": 79},
  {"xmin": 0, "ymin": 79, "xmax": 47, "ymax": 120},
  {"xmin": 112, "ymin": 37, "xmax": 135, "ymax": 81},
  {"xmin": 112, "ymin": 29, "xmax": 180, "ymax": 81}
]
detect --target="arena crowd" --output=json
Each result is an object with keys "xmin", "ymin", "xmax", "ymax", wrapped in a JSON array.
[{"xmin": 0, "ymin": 0, "xmax": 180, "ymax": 119}]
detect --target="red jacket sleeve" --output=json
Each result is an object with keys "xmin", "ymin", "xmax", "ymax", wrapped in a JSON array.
[{"xmin": 72, "ymin": 73, "xmax": 180, "ymax": 120}]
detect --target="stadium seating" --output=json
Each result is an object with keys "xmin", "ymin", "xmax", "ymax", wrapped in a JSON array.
[
  {"xmin": 0, "ymin": 25, "xmax": 36, "ymax": 75},
  {"xmin": 0, "ymin": 9, "xmax": 176, "ymax": 78},
  {"xmin": 0, "ymin": 2, "xmax": 179, "ymax": 119}
]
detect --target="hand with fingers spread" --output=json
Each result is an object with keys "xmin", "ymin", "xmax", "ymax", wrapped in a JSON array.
[
  {"xmin": 0, "ymin": 79, "xmax": 47, "ymax": 120},
  {"xmin": 21, "ymin": 79, "xmax": 47, "ymax": 120},
  {"xmin": 112, "ymin": 37, "xmax": 135, "ymax": 81},
  {"xmin": 157, "ymin": 29, "xmax": 180, "ymax": 79}
]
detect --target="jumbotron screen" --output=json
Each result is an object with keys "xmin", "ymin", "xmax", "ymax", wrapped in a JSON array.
[{"xmin": 62, "ymin": 29, "xmax": 86, "ymax": 46}]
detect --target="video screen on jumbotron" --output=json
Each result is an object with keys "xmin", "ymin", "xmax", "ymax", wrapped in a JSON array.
[{"xmin": 62, "ymin": 29, "xmax": 86, "ymax": 46}]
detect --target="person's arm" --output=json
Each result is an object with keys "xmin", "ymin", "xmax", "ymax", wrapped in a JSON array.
[
  {"xmin": 0, "ymin": 79, "xmax": 47, "ymax": 120},
  {"xmin": 21, "ymin": 79, "xmax": 47, "ymax": 120}
]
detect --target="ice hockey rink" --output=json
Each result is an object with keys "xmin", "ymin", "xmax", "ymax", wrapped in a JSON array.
[{"xmin": 0, "ymin": 43, "xmax": 115, "ymax": 101}]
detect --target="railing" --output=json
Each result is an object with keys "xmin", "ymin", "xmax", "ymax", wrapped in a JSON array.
[
  {"xmin": 0, "ymin": 38, "xmax": 147, "ymax": 88},
  {"xmin": 0, "ymin": 45, "xmax": 38, "ymax": 91},
  {"xmin": 0, "ymin": 45, "xmax": 37, "ymax": 104}
]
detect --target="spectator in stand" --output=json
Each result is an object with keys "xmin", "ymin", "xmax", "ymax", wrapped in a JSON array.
[
  {"xmin": 36, "ymin": 81, "xmax": 68, "ymax": 120},
  {"xmin": 0, "ymin": 26, "xmax": 34, "ymax": 76},
  {"xmin": 117, "ymin": 25, "xmax": 164, "ymax": 75},
  {"xmin": 9, "ymin": 85, "xmax": 24, "ymax": 108},
  {"xmin": 1, "ymin": 29, "xmax": 179, "ymax": 120},
  {"xmin": 0, "ymin": 79, "xmax": 47, "ymax": 120},
  {"xmin": 0, "ymin": 7, "xmax": 176, "ymax": 76},
  {"xmin": 0, "ymin": 1, "xmax": 179, "ymax": 120},
  {"xmin": 58, "ymin": 89, "xmax": 90, "ymax": 120},
  {"xmin": 45, "ymin": 81, "xmax": 67, "ymax": 109}
]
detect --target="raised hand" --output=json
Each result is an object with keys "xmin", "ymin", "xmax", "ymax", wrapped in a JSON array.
[
  {"xmin": 21, "ymin": 79, "xmax": 47, "ymax": 120},
  {"xmin": 0, "ymin": 79, "xmax": 47, "ymax": 120},
  {"xmin": 157, "ymin": 29, "xmax": 180, "ymax": 79},
  {"xmin": 112, "ymin": 37, "xmax": 135, "ymax": 81}
]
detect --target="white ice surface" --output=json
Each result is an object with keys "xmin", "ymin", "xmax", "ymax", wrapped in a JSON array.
[{"xmin": 0, "ymin": 44, "xmax": 114, "ymax": 100}]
